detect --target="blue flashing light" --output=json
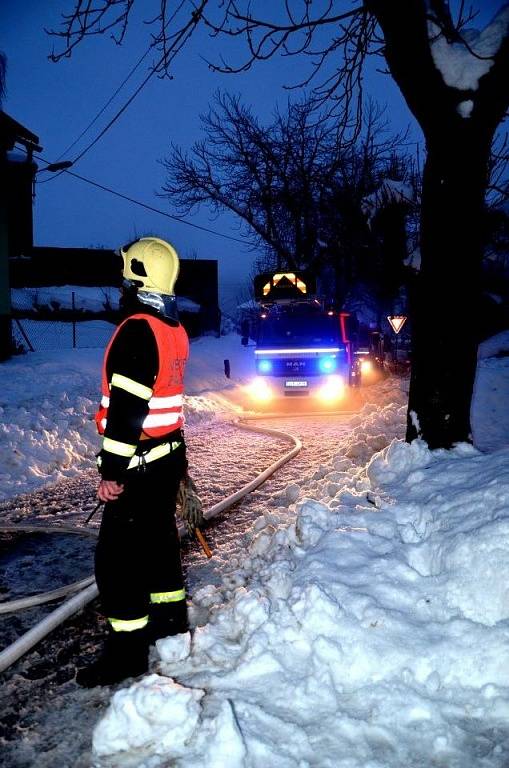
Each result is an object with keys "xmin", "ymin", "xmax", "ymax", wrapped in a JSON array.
[
  {"xmin": 258, "ymin": 359, "xmax": 273, "ymax": 374},
  {"xmin": 318, "ymin": 356, "xmax": 337, "ymax": 373}
]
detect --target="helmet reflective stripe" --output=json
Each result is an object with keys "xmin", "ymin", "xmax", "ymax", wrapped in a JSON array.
[
  {"xmin": 102, "ymin": 436, "xmax": 137, "ymax": 457},
  {"xmin": 150, "ymin": 589, "xmax": 186, "ymax": 603},
  {"xmin": 148, "ymin": 394, "xmax": 184, "ymax": 409},
  {"xmin": 142, "ymin": 412, "xmax": 181, "ymax": 428},
  {"xmin": 111, "ymin": 373, "xmax": 153, "ymax": 400},
  {"xmin": 109, "ymin": 615, "xmax": 149, "ymax": 632}
]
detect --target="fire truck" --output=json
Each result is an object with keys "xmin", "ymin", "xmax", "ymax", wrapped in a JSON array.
[{"xmin": 245, "ymin": 271, "xmax": 362, "ymax": 405}]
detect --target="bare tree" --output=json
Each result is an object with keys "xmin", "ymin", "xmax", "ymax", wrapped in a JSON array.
[
  {"xmin": 161, "ymin": 93, "xmax": 412, "ymax": 307},
  {"xmin": 49, "ymin": 1, "xmax": 509, "ymax": 448}
]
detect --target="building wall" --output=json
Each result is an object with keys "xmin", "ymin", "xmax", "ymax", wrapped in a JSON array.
[{"xmin": 9, "ymin": 246, "xmax": 220, "ymax": 333}]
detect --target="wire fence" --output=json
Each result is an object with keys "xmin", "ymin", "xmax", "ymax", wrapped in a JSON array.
[
  {"xmin": 10, "ymin": 287, "xmax": 234, "ymax": 353},
  {"xmin": 10, "ymin": 287, "xmax": 118, "ymax": 352},
  {"xmin": 12, "ymin": 318, "xmax": 116, "ymax": 352}
]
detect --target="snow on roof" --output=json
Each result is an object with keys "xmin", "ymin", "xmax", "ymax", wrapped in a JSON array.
[{"xmin": 11, "ymin": 286, "xmax": 201, "ymax": 313}]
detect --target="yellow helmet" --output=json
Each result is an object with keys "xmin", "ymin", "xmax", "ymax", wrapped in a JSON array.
[{"xmin": 120, "ymin": 237, "xmax": 180, "ymax": 296}]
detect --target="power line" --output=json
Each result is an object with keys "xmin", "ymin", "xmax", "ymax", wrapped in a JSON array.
[
  {"xmin": 55, "ymin": 46, "xmax": 154, "ymax": 163},
  {"xmin": 33, "ymin": 155, "xmax": 247, "ymax": 245},
  {"xmin": 37, "ymin": 50, "xmax": 161, "ymax": 186},
  {"xmin": 38, "ymin": 0, "xmax": 197, "ymax": 182},
  {"xmin": 36, "ymin": 45, "xmax": 155, "ymax": 186},
  {"xmin": 68, "ymin": 1, "xmax": 201, "ymax": 168}
]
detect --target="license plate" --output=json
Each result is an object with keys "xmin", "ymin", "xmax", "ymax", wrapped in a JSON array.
[{"xmin": 285, "ymin": 380, "xmax": 308, "ymax": 388}]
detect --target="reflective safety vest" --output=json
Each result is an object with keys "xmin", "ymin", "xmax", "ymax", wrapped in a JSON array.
[{"xmin": 95, "ymin": 313, "xmax": 189, "ymax": 438}]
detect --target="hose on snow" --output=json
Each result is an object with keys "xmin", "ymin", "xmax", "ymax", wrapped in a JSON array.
[{"xmin": 0, "ymin": 417, "xmax": 302, "ymax": 674}]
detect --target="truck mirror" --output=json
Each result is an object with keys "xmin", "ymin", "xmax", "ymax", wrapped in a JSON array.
[{"xmin": 224, "ymin": 359, "xmax": 231, "ymax": 378}]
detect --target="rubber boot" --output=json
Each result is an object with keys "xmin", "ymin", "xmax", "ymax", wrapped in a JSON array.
[
  {"xmin": 75, "ymin": 627, "xmax": 149, "ymax": 688},
  {"xmin": 148, "ymin": 601, "xmax": 189, "ymax": 644}
]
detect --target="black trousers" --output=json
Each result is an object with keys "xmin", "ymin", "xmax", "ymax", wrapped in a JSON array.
[{"xmin": 95, "ymin": 443, "xmax": 187, "ymax": 621}]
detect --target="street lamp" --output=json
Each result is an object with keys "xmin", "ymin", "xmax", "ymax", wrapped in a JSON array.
[{"xmin": 43, "ymin": 160, "xmax": 74, "ymax": 173}]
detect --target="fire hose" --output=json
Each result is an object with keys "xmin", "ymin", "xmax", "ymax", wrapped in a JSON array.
[{"xmin": 0, "ymin": 417, "xmax": 302, "ymax": 674}]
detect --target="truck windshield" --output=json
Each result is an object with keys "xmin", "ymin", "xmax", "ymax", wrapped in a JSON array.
[{"xmin": 258, "ymin": 315, "xmax": 341, "ymax": 347}]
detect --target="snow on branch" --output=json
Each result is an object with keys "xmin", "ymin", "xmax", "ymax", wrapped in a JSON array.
[{"xmin": 428, "ymin": 3, "xmax": 509, "ymax": 113}]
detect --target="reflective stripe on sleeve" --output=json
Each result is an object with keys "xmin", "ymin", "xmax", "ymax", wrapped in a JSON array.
[
  {"xmin": 142, "ymin": 412, "xmax": 181, "ymax": 429},
  {"xmin": 150, "ymin": 589, "xmax": 186, "ymax": 604},
  {"xmin": 101, "ymin": 395, "xmax": 110, "ymax": 407},
  {"xmin": 111, "ymin": 373, "xmax": 153, "ymax": 400},
  {"xmin": 108, "ymin": 615, "xmax": 149, "ymax": 632},
  {"xmin": 148, "ymin": 394, "xmax": 184, "ymax": 409},
  {"xmin": 102, "ymin": 436, "xmax": 137, "ymax": 457}
]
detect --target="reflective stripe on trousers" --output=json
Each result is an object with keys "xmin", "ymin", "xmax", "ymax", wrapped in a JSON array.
[
  {"xmin": 109, "ymin": 615, "xmax": 149, "ymax": 632},
  {"xmin": 150, "ymin": 589, "xmax": 186, "ymax": 604}
]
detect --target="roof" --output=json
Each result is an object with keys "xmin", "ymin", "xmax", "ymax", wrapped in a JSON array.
[{"xmin": 0, "ymin": 110, "xmax": 42, "ymax": 152}]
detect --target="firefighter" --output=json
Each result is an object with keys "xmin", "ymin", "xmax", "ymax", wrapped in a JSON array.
[{"xmin": 76, "ymin": 237, "xmax": 192, "ymax": 688}]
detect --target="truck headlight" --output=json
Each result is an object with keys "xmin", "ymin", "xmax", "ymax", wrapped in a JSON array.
[
  {"xmin": 247, "ymin": 377, "xmax": 273, "ymax": 402},
  {"xmin": 360, "ymin": 358, "xmax": 373, "ymax": 374},
  {"xmin": 317, "ymin": 375, "xmax": 345, "ymax": 402}
]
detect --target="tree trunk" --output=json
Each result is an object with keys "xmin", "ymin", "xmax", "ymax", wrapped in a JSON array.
[
  {"xmin": 366, "ymin": 0, "xmax": 509, "ymax": 448},
  {"xmin": 406, "ymin": 123, "xmax": 491, "ymax": 447}
]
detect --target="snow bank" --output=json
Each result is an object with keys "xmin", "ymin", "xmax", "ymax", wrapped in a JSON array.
[{"xmin": 92, "ymin": 391, "xmax": 509, "ymax": 767}]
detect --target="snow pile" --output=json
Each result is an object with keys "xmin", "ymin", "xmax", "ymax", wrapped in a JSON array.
[{"xmin": 93, "ymin": 432, "xmax": 509, "ymax": 767}]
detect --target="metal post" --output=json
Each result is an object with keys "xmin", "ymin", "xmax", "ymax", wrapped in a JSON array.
[
  {"xmin": 72, "ymin": 291, "xmax": 76, "ymax": 349},
  {"xmin": 14, "ymin": 318, "xmax": 34, "ymax": 352}
]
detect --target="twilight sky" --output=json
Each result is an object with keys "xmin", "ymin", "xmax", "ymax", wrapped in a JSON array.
[{"xmin": 0, "ymin": 1, "xmax": 500, "ymax": 311}]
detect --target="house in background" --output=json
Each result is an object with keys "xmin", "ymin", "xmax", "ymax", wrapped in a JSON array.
[
  {"xmin": 0, "ymin": 110, "xmax": 41, "ymax": 360},
  {"xmin": 0, "ymin": 109, "xmax": 219, "ymax": 350},
  {"xmin": 10, "ymin": 246, "xmax": 220, "ymax": 337}
]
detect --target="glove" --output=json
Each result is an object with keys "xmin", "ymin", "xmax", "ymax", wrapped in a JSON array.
[{"xmin": 177, "ymin": 474, "xmax": 205, "ymax": 533}]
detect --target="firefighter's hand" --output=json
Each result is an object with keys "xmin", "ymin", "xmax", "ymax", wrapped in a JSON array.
[
  {"xmin": 98, "ymin": 480, "xmax": 124, "ymax": 502},
  {"xmin": 177, "ymin": 474, "xmax": 205, "ymax": 532}
]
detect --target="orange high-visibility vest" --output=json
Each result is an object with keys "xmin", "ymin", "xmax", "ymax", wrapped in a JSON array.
[{"xmin": 95, "ymin": 313, "xmax": 189, "ymax": 438}]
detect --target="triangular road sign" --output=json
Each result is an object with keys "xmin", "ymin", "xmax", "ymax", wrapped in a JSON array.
[{"xmin": 387, "ymin": 315, "xmax": 407, "ymax": 334}]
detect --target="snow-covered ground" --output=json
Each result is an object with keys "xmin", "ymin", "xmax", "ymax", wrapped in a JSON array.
[
  {"xmin": 0, "ymin": 326, "xmax": 252, "ymax": 502},
  {"xmin": 2, "ymin": 324, "xmax": 509, "ymax": 767}
]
